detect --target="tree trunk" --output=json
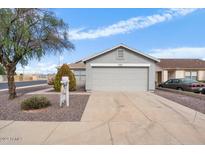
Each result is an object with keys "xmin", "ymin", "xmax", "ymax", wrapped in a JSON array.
[{"xmin": 7, "ymin": 67, "xmax": 16, "ymax": 99}]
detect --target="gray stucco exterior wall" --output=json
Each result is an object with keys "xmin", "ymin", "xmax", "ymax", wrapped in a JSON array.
[{"xmin": 85, "ymin": 47, "xmax": 157, "ymax": 91}]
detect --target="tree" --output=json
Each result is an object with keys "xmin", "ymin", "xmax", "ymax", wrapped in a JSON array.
[
  {"xmin": 0, "ymin": 9, "xmax": 74, "ymax": 99},
  {"xmin": 54, "ymin": 64, "xmax": 76, "ymax": 92},
  {"xmin": 0, "ymin": 64, "xmax": 6, "ymax": 75}
]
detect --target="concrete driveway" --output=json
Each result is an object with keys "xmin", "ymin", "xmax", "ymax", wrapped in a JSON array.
[
  {"xmin": 81, "ymin": 91, "xmax": 205, "ymax": 144},
  {"xmin": 0, "ymin": 91, "xmax": 205, "ymax": 144}
]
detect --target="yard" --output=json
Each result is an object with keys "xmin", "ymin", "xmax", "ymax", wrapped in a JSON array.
[
  {"xmin": 0, "ymin": 87, "xmax": 89, "ymax": 121},
  {"xmin": 155, "ymin": 89, "xmax": 205, "ymax": 114}
]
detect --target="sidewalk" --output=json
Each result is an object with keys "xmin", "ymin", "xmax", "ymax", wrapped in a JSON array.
[{"xmin": 0, "ymin": 121, "xmax": 111, "ymax": 144}]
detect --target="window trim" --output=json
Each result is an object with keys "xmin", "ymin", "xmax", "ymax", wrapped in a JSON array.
[
  {"xmin": 90, "ymin": 63, "xmax": 150, "ymax": 67},
  {"xmin": 185, "ymin": 71, "xmax": 198, "ymax": 80}
]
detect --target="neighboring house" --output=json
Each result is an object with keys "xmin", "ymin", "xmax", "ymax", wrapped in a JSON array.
[
  {"xmin": 156, "ymin": 59, "xmax": 205, "ymax": 84},
  {"xmin": 69, "ymin": 44, "xmax": 159, "ymax": 91},
  {"xmin": 69, "ymin": 61, "xmax": 86, "ymax": 89}
]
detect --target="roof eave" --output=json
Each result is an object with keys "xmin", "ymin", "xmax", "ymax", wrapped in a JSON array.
[
  {"xmin": 82, "ymin": 44, "xmax": 160, "ymax": 63},
  {"xmin": 160, "ymin": 67, "xmax": 205, "ymax": 70}
]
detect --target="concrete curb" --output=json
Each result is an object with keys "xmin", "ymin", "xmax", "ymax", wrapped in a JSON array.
[
  {"xmin": 156, "ymin": 87, "xmax": 205, "ymax": 101},
  {"xmin": 26, "ymin": 87, "xmax": 91, "ymax": 95}
]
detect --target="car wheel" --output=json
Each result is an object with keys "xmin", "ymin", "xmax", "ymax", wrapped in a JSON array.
[{"xmin": 177, "ymin": 87, "xmax": 183, "ymax": 91}]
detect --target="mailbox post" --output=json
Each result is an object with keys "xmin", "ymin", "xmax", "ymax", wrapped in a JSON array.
[{"xmin": 60, "ymin": 76, "xmax": 69, "ymax": 107}]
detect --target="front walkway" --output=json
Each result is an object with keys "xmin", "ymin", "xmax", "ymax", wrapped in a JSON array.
[{"xmin": 0, "ymin": 92, "xmax": 205, "ymax": 144}]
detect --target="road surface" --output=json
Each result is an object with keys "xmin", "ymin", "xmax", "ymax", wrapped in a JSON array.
[{"xmin": 0, "ymin": 80, "xmax": 47, "ymax": 90}]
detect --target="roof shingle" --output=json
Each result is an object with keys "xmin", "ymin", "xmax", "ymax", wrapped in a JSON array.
[
  {"xmin": 158, "ymin": 59, "xmax": 205, "ymax": 69},
  {"xmin": 68, "ymin": 61, "xmax": 85, "ymax": 69}
]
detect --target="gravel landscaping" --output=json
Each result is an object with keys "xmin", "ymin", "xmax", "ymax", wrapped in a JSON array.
[
  {"xmin": 0, "ymin": 88, "xmax": 89, "ymax": 121},
  {"xmin": 155, "ymin": 89, "xmax": 205, "ymax": 114}
]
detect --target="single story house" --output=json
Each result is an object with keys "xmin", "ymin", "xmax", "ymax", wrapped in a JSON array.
[
  {"xmin": 69, "ymin": 44, "xmax": 159, "ymax": 91},
  {"xmin": 69, "ymin": 45, "xmax": 205, "ymax": 91},
  {"xmin": 156, "ymin": 59, "xmax": 205, "ymax": 84}
]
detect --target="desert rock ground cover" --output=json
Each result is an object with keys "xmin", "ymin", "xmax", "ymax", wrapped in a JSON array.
[
  {"xmin": 0, "ymin": 86, "xmax": 89, "ymax": 121},
  {"xmin": 155, "ymin": 89, "xmax": 205, "ymax": 114}
]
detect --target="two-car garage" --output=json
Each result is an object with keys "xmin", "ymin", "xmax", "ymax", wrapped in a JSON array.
[
  {"xmin": 91, "ymin": 67, "xmax": 148, "ymax": 91},
  {"xmin": 83, "ymin": 45, "xmax": 159, "ymax": 92}
]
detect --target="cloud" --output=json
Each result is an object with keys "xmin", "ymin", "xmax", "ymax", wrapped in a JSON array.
[
  {"xmin": 69, "ymin": 9, "xmax": 198, "ymax": 40},
  {"xmin": 149, "ymin": 47, "xmax": 205, "ymax": 59}
]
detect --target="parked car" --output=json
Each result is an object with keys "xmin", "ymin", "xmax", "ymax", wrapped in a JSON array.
[
  {"xmin": 158, "ymin": 78, "xmax": 205, "ymax": 93},
  {"xmin": 201, "ymin": 88, "xmax": 205, "ymax": 94},
  {"xmin": 47, "ymin": 76, "xmax": 55, "ymax": 85}
]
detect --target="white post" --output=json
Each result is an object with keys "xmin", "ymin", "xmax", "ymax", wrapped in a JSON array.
[
  {"xmin": 60, "ymin": 76, "xmax": 69, "ymax": 107},
  {"xmin": 66, "ymin": 78, "xmax": 69, "ymax": 107},
  {"xmin": 60, "ymin": 84, "xmax": 64, "ymax": 107}
]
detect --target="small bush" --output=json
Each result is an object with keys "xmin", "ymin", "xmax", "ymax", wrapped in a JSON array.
[
  {"xmin": 21, "ymin": 96, "xmax": 51, "ymax": 110},
  {"xmin": 54, "ymin": 64, "xmax": 76, "ymax": 92}
]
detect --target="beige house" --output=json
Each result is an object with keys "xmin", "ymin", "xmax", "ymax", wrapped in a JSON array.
[{"xmin": 156, "ymin": 59, "xmax": 205, "ymax": 84}]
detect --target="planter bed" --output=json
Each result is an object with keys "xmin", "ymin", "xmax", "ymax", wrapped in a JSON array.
[
  {"xmin": 156, "ymin": 87, "xmax": 205, "ymax": 101},
  {"xmin": 155, "ymin": 88, "xmax": 205, "ymax": 114},
  {"xmin": 0, "ymin": 92, "xmax": 89, "ymax": 121}
]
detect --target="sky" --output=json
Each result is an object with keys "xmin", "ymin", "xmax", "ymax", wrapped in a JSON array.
[{"xmin": 16, "ymin": 8, "xmax": 205, "ymax": 74}]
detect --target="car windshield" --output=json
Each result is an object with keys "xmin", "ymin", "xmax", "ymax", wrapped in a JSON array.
[{"xmin": 181, "ymin": 78, "xmax": 198, "ymax": 83}]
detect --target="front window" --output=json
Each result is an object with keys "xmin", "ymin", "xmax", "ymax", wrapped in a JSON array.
[
  {"xmin": 173, "ymin": 79, "xmax": 181, "ymax": 83},
  {"xmin": 181, "ymin": 78, "xmax": 198, "ymax": 83},
  {"xmin": 73, "ymin": 70, "xmax": 85, "ymax": 76},
  {"xmin": 185, "ymin": 71, "xmax": 197, "ymax": 80},
  {"xmin": 165, "ymin": 79, "xmax": 173, "ymax": 84}
]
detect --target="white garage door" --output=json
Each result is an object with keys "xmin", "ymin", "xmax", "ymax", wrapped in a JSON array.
[{"xmin": 91, "ymin": 67, "xmax": 148, "ymax": 91}]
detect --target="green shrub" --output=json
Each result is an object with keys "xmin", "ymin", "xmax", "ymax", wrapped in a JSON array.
[
  {"xmin": 21, "ymin": 96, "xmax": 51, "ymax": 110},
  {"xmin": 53, "ymin": 64, "xmax": 76, "ymax": 91}
]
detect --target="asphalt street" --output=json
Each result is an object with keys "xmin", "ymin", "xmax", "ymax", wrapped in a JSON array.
[{"xmin": 0, "ymin": 80, "xmax": 47, "ymax": 90}]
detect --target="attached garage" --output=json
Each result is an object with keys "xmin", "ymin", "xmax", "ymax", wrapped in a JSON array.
[
  {"xmin": 83, "ymin": 44, "xmax": 159, "ymax": 92},
  {"xmin": 91, "ymin": 67, "xmax": 148, "ymax": 91}
]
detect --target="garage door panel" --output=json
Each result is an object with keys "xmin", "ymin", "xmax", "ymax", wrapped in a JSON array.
[{"xmin": 91, "ymin": 67, "xmax": 148, "ymax": 91}]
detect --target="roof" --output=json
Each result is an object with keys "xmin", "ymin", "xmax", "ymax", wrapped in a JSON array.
[
  {"xmin": 82, "ymin": 44, "xmax": 160, "ymax": 62},
  {"xmin": 68, "ymin": 61, "xmax": 85, "ymax": 70},
  {"xmin": 158, "ymin": 59, "xmax": 205, "ymax": 69}
]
